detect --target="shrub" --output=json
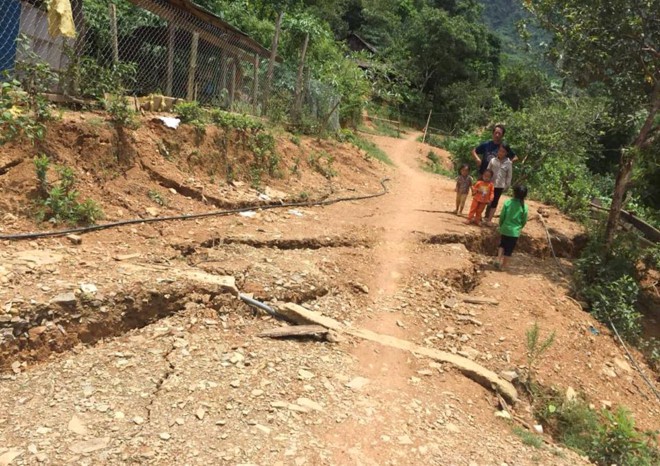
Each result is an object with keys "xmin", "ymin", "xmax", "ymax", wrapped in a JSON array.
[
  {"xmin": 308, "ymin": 150, "xmax": 337, "ymax": 179},
  {"xmin": 174, "ymin": 101, "xmax": 206, "ymax": 125}
]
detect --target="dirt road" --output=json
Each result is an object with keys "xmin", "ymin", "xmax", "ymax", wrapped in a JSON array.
[{"xmin": 1, "ymin": 131, "xmax": 656, "ymax": 466}]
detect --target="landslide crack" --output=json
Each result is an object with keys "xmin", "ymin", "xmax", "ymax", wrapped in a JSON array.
[{"xmin": 145, "ymin": 339, "xmax": 177, "ymax": 422}]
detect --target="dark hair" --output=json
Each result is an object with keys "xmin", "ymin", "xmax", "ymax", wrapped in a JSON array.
[
  {"xmin": 513, "ymin": 185, "xmax": 528, "ymax": 208},
  {"xmin": 493, "ymin": 124, "xmax": 506, "ymax": 136},
  {"xmin": 459, "ymin": 163, "xmax": 470, "ymax": 173},
  {"xmin": 482, "ymin": 169, "xmax": 494, "ymax": 180}
]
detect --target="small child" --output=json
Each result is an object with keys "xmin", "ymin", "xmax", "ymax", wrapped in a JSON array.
[
  {"xmin": 466, "ymin": 169, "xmax": 494, "ymax": 225},
  {"xmin": 494, "ymin": 185, "xmax": 529, "ymax": 270},
  {"xmin": 455, "ymin": 164, "xmax": 473, "ymax": 215}
]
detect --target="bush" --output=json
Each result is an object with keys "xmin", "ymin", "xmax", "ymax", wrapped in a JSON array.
[
  {"xmin": 536, "ymin": 390, "xmax": 660, "ymax": 465},
  {"xmin": 174, "ymin": 101, "xmax": 206, "ymax": 126},
  {"xmin": 574, "ymin": 230, "xmax": 643, "ymax": 341},
  {"xmin": 34, "ymin": 158, "xmax": 103, "ymax": 225}
]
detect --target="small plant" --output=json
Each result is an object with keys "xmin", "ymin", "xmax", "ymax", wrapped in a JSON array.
[
  {"xmin": 291, "ymin": 156, "xmax": 302, "ymax": 176},
  {"xmin": 148, "ymin": 190, "xmax": 167, "ymax": 206},
  {"xmin": 174, "ymin": 101, "xmax": 206, "ymax": 126},
  {"xmin": 34, "ymin": 161, "xmax": 103, "ymax": 225},
  {"xmin": 34, "ymin": 154, "xmax": 50, "ymax": 195},
  {"xmin": 425, "ymin": 150, "xmax": 453, "ymax": 176},
  {"xmin": 523, "ymin": 322, "xmax": 556, "ymax": 390},
  {"xmin": 290, "ymin": 134, "xmax": 301, "ymax": 146},
  {"xmin": 512, "ymin": 426, "xmax": 543, "ymax": 448},
  {"xmin": 308, "ymin": 150, "xmax": 337, "ymax": 179},
  {"xmin": 106, "ymin": 95, "xmax": 138, "ymax": 130}
]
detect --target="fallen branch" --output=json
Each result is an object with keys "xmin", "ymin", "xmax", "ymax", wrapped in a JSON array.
[
  {"xmin": 458, "ymin": 295, "xmax": 499, "ymax": 306},
  {"xmin": 278, "ymin": 303, "xmax": 518, "ymax": 404},
  {"xmin": 259, "ymin": 325, "xmax": 328, "ymax": 339}
]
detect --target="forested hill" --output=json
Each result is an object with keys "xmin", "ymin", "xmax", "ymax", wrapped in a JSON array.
[{"xmin": 477, "ymin": 0, "xmax": 546, "ymax": 57}]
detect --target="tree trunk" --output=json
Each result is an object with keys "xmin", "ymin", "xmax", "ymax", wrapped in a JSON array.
[
  {"xmin": 292, "ymin": 33, "xmax": 309, "ymax": 124},
  {"xmin": 263, "ymin": 11, "xmax": 283, "ymax": 115},
  {"xmin": 604, "ymin": 81, "xmax": 660, "ymax": 247}
]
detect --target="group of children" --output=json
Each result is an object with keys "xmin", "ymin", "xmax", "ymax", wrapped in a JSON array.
[{"xmin": 453, "ymin": 144, "xmax": 528, "ymax": 270}]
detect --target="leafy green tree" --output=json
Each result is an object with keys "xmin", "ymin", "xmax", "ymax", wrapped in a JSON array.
[{"xmin": 524, "ymin": 0, "xmax": 660, "ymax": 247}]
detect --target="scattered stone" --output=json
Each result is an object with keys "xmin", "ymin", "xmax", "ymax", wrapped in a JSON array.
[
  {"xmin": 196, "ymin": 408, "xmax": 206, "ymax": 420},
  {"xmin": 68, "ymin": 415, "xmax": 88, "ymax": 435},
  {"xmin": 444, "ymin": 326, "xmax": 456, "ymax": 335},
  {"xmin": 114, "ymin": 411, "xmax": 125, "ymax": 420},
  {"xmin": 296, "ymin": 398, "xmax": 323, "ymax": 412},
  {"xmin": 230, "ymin": 380, "xmax": 241, "ymax": 388},
  {"xmin": 445, "ymin": 423, "xmax": 461, "ymax": 433},
  {"xmin": 602, "ymin": 400, "xmax": 613, "ymax": 409},
  {"xmin": 495, "ymin": 410, "xmax": 512, "ymax": 420},
  {"xmin": 133, "ymin": 416, "xmax": 145, "ymax": 425},
  {"xmin": 255, "ymin": 424, "xmax": 271, "ymax": 435},
  {"xmin": 229, "ymin": 352, "xmax": 245, "ymax": 364},
  {"xmin": 145, "ymin": 207, "xmax": 161, "ymax": 217},
  {"xmin": 0, "ymin": 449, "xmax": 23, "ymax": 465},
  {"xmin": 352, "ymin": 282, "xmax": 369, "ymax": 294},
  {"xmin": 613, "ymin": 358, "xmax": 632, "ymax": 374},
  {"xmin": 51, "ymin": 292, "xmax": 77, "ymax": 305},
  {"xmin": 443, "ymin": 298, "xmax": 458, "ymax": 309},
  {"xmin": 66, "ymin": 234, "xmax": 83, "ymax": 245},
  {"xmin": 298, "ymin": 369, "xmax": 315, "ymax": 380},
  {"xmin": 35, "ymin": 427, "xmax": 51, "ymax": 435},
  {"xmin": 500, "ymin": 371, "xmax": 519, "ymax": 383},
  {"xmin": 159, "ymin": 433, "xmax": 171, "ymax": 441},
  {"xmin": 69, "ymin": 437, "xmax": 110, "ymax": 454},
  {"xmin": 565, "ymin": 386, "xmax": 577, "ymax": 402},
  {"xmin": 533, "ymin": 424, "xmax": 543, "ymax": 434},
  {"xmin": 601, "ymin": 367, "xmax": 617, "ymax": 378},
  {"xmin": 80, "ymin": 283, "xmax": 98, "ymax": 294},
  {"xmin": 458, "ymin": 346, "xmax": 480, "ymax": 360},
  {"xmin": 251, "ymin": 389, "xmax": 264, "ymax": 397},
  {"xmin": 345, "ymin": 377, "xmax": 370, "ymax": 391},
  {"xmin": 397, "ymin": 435, "xmax": 413, "ymax": 445},
  {"xmin": 271, "ymin": 401, "xmax": 288, "ymax": 409}
]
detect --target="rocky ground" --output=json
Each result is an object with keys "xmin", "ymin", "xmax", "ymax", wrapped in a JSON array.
[{"xmin": 1, "ymin": 128, "xmax": 658, "ymax": 466}]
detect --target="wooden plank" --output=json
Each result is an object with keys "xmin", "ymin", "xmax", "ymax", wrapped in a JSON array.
[
  {"xmin": 259, "ymin": 325, "xmax": 328, "ymax": 339},
  {"xmin": 166, "ymin": 23, "xmax": 175, "ymax": 96},
  {"xmin": 277, "ymin": 302, "xmax": 517, "ymax": 404},
  {"xmin": 109, "ymin": 4, "xmax": 119, "ymax": 63},
  {"xmin": 186, "ymin": 32, "xmax": 199, "ymax": 101},
  {"xmin": 458, "ymin": 295, "xmax": 499, "ymax": 305}
]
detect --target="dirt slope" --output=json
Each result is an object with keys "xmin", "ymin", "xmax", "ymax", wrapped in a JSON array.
[{"xmin": 0, "ymin": 124, "xmax": 658, "ymax": 466}]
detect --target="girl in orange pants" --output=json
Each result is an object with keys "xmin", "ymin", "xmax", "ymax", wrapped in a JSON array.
[{"xmin": 466, "ymin": 169, "xmax": 494, "ymax": 225}]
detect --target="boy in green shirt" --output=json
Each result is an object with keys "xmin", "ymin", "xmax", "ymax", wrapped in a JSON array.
[{"xmin": 495, "ymin": 185, "xmax": 529, "ymax": 270}]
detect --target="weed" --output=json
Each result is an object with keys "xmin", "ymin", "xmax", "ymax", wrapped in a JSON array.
[
  {"xmin": 106, "ymin": 96, "xmax": 138, "ymax": 130},
  {"xmin": 290, "ymin": 134, "xmax": 301, "ymax": 146},
  {"xmin": 308, "ymin": 151, "xmax": 337, "ymax": 179},
  {"xmin": 34, "ymin": 161, "xmax": 103, "ymax": 225},
  {"xmin": 174, "ymin": 101, "xmax": 206, "ymax": 125},
  {"xmin": 512, "ymin": 427, "xmax": 543, "ymax": 448},
  {"xmin": 291, "ymin": 156, "xmax": 302, "ymax": 176},
  {"xmin": 535, "ymin": 390, "xmax": 660, "ymax": 466},
  {"xmin": 524, "ymin": 322, "xmax": 556, "ymax": 388},
  {"xmin": 148, "ymin": 190, "xmax": 168, "ymax": 206},
  {"xmin": 299, "ymin": 191, "xmax": 309, "ymax": 200},
  {"xmin": 341, "ymin": 130, "xmax": 393, "ymax": 165},
  {"xmin": 425, "ymin": 150, "xmax": 453, "ymax": 176}
]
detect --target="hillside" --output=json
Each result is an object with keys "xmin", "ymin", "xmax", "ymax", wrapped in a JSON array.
[{"xmin": 1, "ymin": 111, "xmax": 658, "ymax": 465}]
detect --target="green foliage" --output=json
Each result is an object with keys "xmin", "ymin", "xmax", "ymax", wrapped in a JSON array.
[
  {"xmin": 512, "ymin": 427, "xmax": 543, "ymax": 448},
  {"xmin": 498, "ymin": 64, "xmax": 551, "ymax": 110},
  {"xmin": 34, "ymin": 160, "xmax": 103, "ymax": 225},
  {"xmin": 574, "ymin": 231, "xmax": 643, "ymax": 341},
  {"xmin": 77, "ymin": 59, "xmax": 137, "ymax": 100},
  {"xmin": 106, "ymin": 95, "xmax": 139, "ymax": 130},
  {"xmin": 424, "ymin": 151, "xmax": 452, "ymax": 177},
  {"xmin": 174, "ymin": 101, "xmax": 206, "ymax": 126},
  {"xmin": 536, "ymin": 390, "xmax": 660, "ymax": 466},
  {"xmin": 308, "ymin": 150, "xmax": 337, "ymax": 178},
  {"xmin": 525, "ymin": 322, "xmax": 556, "ymax": 371},
  {"xmin": 338, "ymin": 129, "xmax": 392, "ymax": 165},
  {"xmin": 148, "ymin": 190, "xmax": 168, "ymax": 206}
]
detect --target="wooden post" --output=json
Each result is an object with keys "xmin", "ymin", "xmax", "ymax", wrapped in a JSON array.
[
  {"xmin": 109, "ymin": 4, "xmax": 119, "ymax": 64},
  {"xmin": 252, "ymin": 54, "xmax": 259, "ymax": 114},
  {"xmin": 166, "ymin": 23, "xmax": 175, "ymax": 96},
  {"xmin": 186, "ymin": 32, "xmax": 199, "ymax": 101},
  {"xmin": 422, "ymin": 109, "xmax": 432, "ymax": 143},
  {"xmin": 228, "ymin": 59, "xmax": 236, "ymax": 110},
  {"xmin": 263, "ymin": 11, "xmax": 283, "ymax": 114},
  {"xmin": 292, "ymin": 33, "xmax": 309, "ymax": 123}
]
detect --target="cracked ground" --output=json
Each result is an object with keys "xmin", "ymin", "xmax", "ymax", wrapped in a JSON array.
[{"xmin": 1, "ymin": 132, "xmax": 658, "ymax": 466}]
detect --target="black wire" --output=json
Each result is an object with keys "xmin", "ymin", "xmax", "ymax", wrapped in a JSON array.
[{"xmin": 0, "ymin": 179, "xmax": 390, "ymax": 241}]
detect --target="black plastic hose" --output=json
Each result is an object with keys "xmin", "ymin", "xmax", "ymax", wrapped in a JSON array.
[{"xmin": 0, "ymin": 179, "xmax": 389, "ymax": 241}]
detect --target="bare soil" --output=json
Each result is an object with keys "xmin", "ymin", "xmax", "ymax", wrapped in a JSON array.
[{"xmin": 0, "ymin": 117, "xmax": 658, "ymax": 466}]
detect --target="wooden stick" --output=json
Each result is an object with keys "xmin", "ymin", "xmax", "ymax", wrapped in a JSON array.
[
  {"xmin": 109, "ymin": 4, "xmax": 119, "ymax": 64},
  {"xmin": 166, "ymin": 23, "xmax": 175, "ymax": 96},
  {"xmin": 259, "ymin": 325, "xmax": 329, "ymax": 339},
  {"xmin": 252, "ymin": 53, "xmax": 259, "ymax": 114},
  {"xmin": 458, "ymin": 295, "xmax": 499, "ymax": 305},
  {"xmin": 186, "ymin": 32, "xmax": 199, "ymax": 101},
  {"xmin": 422, "ymin": 109, "xmax": 432, "ymax": 143}
]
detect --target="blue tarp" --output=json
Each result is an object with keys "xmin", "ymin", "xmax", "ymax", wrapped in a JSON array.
[{"xmin": 0, "ymin": 0, "xmax": 21, "ymax": 74}]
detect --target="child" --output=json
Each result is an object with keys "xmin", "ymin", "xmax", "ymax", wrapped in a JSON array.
[
  {"xmin": 465, "ymin": 169, "xmax": 494, "ymax": 225},
  {"xmin": 485, "ymin": 144, "xmax": 513, "ymax": 223},
  {"xmin": 455, "ymin": 164, "xmax": 473, "ymax": 215},
  {"xmin": 494, "ymin": 185, "xmax": 529, "ymax": 270}
]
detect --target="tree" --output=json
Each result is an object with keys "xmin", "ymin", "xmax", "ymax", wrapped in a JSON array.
[{"xmin": 524, "ymin": 0, "xmax": 660, "ymax": 247}]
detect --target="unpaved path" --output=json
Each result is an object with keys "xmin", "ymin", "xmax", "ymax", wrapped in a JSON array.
[{"xmin": 1, "ymin": 131, "xmax": 656, "ymax": 466}]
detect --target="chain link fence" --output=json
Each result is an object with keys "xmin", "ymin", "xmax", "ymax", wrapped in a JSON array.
[{"xmin": 0, "ymin": 0, "xmax": 289, "ymax": 116}]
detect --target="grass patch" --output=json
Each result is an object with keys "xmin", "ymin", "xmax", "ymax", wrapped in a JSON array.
[
  {"xmin": 513, "ymin": 427, "xmax": 544, "ymax": 448},
  {"xmin": 424, "ymin": 150, "xmax": 453, "ymax": 176},
  {"xmin": 338, "ymin": 129, "xmax": 393, "ymax": 165}
]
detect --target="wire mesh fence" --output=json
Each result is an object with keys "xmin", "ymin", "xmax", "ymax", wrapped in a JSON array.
[{"xmin": 0, "ymin": 0, "xmax": 340, "ymax": 120}]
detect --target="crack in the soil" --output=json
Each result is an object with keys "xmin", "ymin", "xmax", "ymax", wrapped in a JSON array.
[{"xmin": 145, "ymin": 339, "xmax": 177, "ymax": 422}]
